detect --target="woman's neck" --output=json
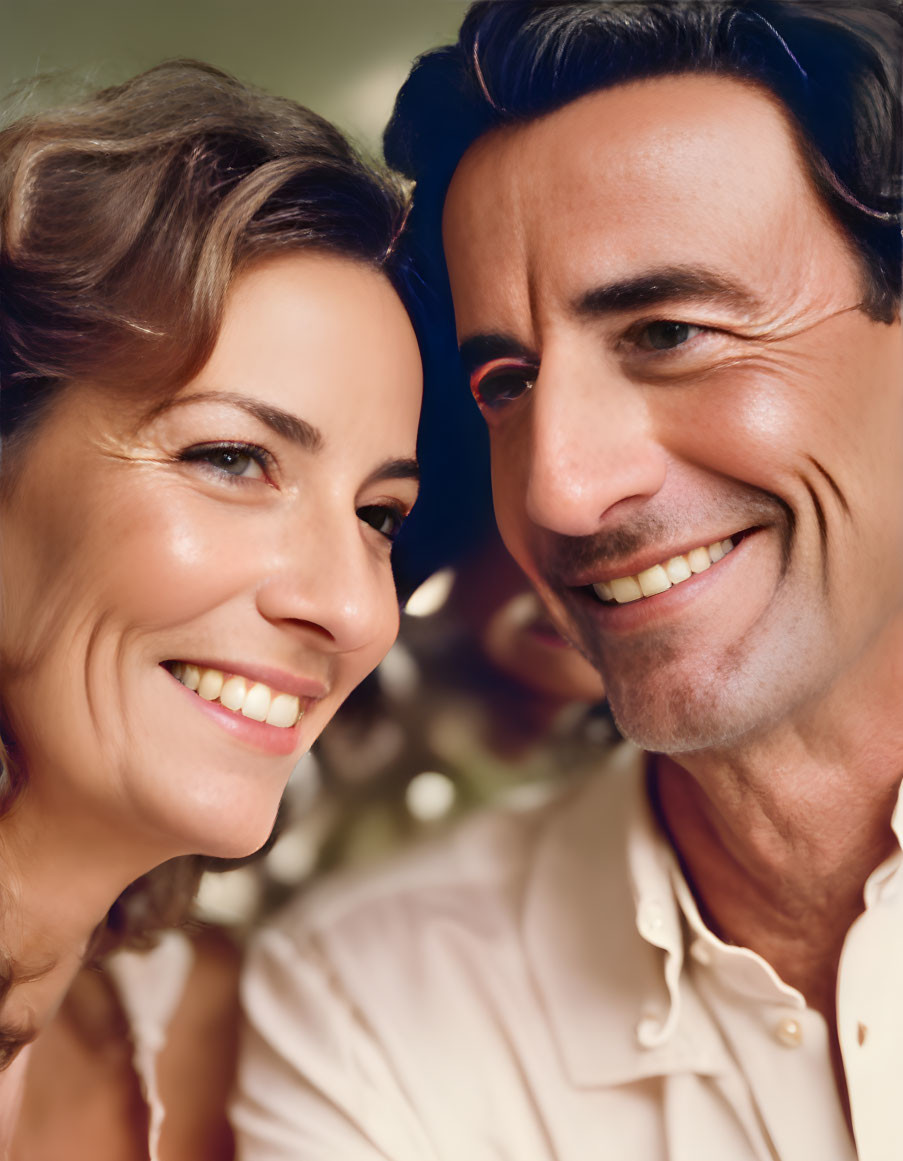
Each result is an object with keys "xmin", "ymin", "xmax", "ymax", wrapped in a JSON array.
[{"xmin": 0, "ymin": 790, "xmax": 162, "ymax": 1059}]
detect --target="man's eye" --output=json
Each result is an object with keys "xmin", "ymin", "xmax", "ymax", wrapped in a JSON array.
[
  {"xmin": 633, "ymin": 321, "xmax": 704, "ymax": 351},
  {"xmin": 470, "ymin": 359, "xmax": 537, "ymax": 411},
  {"xmin": 358, "ymin": 503, "xmax": 406, "ymax": 542},
  {"xmin": 179, "ymin": 442, "xmax": 270, "ymax": 481}
]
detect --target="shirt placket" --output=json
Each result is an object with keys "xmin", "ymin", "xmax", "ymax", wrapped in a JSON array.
[{"xmin": 836, "ymin": 847, "xmax": 903, "ymax": 1161}]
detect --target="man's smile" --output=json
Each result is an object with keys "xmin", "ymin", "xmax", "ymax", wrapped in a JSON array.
[
  {"xmin": 547, "ymin": 524, "xmax": 779, "ymax": 646},
  {"xmin": 591, "ymin": 533, "xmax": 740, "ymax": 604}
]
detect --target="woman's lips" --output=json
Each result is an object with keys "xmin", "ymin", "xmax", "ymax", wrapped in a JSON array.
[
  {"xmin": 162, "ymin": 659, "xmax": 329, "ymax": 756},
  {"xmin": 168, "ymin": 662, "xmax": 305, "ymax": 727},
  {"xmin": 164, "ymin": 667, "xmax": 308, "ymax": 756}
]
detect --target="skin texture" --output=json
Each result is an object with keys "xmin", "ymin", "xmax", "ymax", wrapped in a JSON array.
[
  {"xmin": 0, "ymin": 252, "xmax": 422, "ymax": 1145},
  {"xmin": 442, "ymin": 74, "xmax": 903, "ymax": 1115}
]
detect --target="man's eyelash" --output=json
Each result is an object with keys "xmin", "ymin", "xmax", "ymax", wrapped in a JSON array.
[
  {"xmin": 469, "ymin": 357, "xmax": 539, "ymax": 410},
  {"xmin": 620, "ymin": 318, "xmax": 717, "ymax": 353}
]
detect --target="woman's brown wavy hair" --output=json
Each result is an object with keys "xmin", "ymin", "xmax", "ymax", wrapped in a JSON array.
[{"xmin": 0, "ymin": 60, "xmax": 413, "ymax": 963}]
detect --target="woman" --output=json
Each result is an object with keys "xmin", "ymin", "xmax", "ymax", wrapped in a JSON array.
[{"xmin": 0, "ymin": 60, "xmax": 422, "ymax": 1156}]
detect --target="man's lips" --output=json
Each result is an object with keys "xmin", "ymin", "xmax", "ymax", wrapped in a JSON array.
[{"xmin": 554, "ymin": 527, "xmax": 757, "ymax": 592}]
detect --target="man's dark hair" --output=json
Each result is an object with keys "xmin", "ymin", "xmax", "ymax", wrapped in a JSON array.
[{"xmin": 385, "ymin": 0, "xmax": 903, "ymax": 321}]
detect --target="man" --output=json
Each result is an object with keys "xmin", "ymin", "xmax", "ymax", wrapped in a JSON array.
[{"xmin": 234, "ymin": 3, "xmax": 903, "ymax": 1158}]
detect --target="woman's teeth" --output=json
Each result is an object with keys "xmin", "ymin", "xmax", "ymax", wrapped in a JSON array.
[
  {"xmin": 170, "ymin": 663, "xmax": 302, "ymax": 727},
  {"xmin": 593, "ymin": 537, "xmax": 736, "ymax": 604}
]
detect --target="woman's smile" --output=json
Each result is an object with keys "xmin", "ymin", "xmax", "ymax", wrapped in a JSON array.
[
  {"xmin": 167, "ymin": 661, "xmax": 317, "ymax": 727},
  {"xmin": 161, "ymin": 658, "xmax": 327, "ymax": 756}
]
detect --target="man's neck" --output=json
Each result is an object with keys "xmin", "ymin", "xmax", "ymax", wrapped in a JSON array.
[
  {"xmin": 655, "ymin": 756, "xmax": 897, "ymax": 1017},
  {"xmin": 652, "ymin": 648, "xmax": 903, "ymax": 1019}
]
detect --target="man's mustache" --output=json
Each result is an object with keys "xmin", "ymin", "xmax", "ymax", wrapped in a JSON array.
[{"xmin": 538, "ymin": 490, "xmax": 793, "ymax": 584}]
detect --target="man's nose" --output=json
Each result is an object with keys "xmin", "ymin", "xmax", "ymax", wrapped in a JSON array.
[
  {"xmin": 521, "ymin": 350, "xmax": 667, "ymax": 537},
  {"xmin": 254, "ymin": 514, "xmax": 396, "ymax": 655}
]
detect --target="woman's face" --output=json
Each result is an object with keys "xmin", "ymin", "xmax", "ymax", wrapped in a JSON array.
[{"xmin": 0, "ymin": 254, "xmax": 422, "ymax": 859}]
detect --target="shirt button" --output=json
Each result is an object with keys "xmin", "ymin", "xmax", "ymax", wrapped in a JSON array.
[
  {"xmin": 637, "ymin": 900, "xmax": 666, "ymax": 940},
  {"xmin": 690, "ymin": 940, "xmax": 712, "ymax": 966},
  {"xmin": 636, "ymin": 1016, "xmax": 663, "ymax": 1048},
  {"xmin": 774, "ymin": 1016, "xmax": 803, "ymax": 1048}
]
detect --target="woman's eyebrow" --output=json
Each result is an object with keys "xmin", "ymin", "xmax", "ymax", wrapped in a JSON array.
[
  {"xmin": 144, "ymin": 391, "xmax": 323, "ymax": 451},
  {"xmin": 364, "ymin": 458, "xmax": 420, "ymax": 488},
  {"xmin": 144, "ymin": 391, "xmax": 417, "ymax": 484}
]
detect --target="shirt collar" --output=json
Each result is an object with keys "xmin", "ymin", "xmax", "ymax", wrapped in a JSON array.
[
  {"xmin": 863, "ymin": 784, "xmax": 903, "ymax": 908},
  {"xmin": 523, "ymin": 743, "xmax": 903, "ymax": 1090}
]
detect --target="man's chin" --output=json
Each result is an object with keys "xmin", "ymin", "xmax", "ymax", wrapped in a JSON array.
[{"xmin": 602, "ymin": 671, "xmax": 757, "ymax": 756}]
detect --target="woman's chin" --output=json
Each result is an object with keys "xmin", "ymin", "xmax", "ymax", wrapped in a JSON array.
[
  {"xmin": 198, "ymin": 822, "xmax": 276, "ymax": 862},
  {"xmin": 139, "ymin": 788, "xmax": 283, "ymax": 864},
  {"xmin": 194, "ymin": 806, "xmax": 282, "ymax": 861}
]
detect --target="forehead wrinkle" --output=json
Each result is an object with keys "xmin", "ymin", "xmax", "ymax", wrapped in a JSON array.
[
  {"xmin": 494, "ymin": 128, "xmax": 541, "ymax": 348},
  {"xmin": 529, "ymin": 80, "xmax": 851, "ymax": 313}
]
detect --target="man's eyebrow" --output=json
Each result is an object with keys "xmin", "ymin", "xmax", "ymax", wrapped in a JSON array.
[
  {"xmin": 457, "ymin": 333, "xmax": 539, "ymax": 377},
  {"xmin": 457, "ymin": 270, "xmax": 757, "ymax": 372},
  {"xmin": 145, "ymin": 391, "xmax": 324, "ymax": 451},
  {"xmin": 574, "ymin": 268, "xmax": 761, "ymax": 317}
]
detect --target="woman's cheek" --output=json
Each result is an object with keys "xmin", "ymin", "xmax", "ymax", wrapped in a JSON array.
[{"xmin": 97, "ymin": 488, "xmax": 260, "ymax": 624}]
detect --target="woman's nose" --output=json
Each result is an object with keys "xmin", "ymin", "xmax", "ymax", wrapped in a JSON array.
[{"xmin": 254, "ymin": 514, "xmax": 398, "ymax": 656}]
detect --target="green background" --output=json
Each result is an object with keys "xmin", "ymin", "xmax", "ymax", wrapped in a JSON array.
[{"xmin": 0, "ymin": 0, "xmax": 470, "ymax": 151}]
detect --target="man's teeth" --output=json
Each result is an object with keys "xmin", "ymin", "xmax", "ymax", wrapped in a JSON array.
[
  {"xmin": 170, "ymin": 663, "xmax": 302, "ymax": 727},
  {"xmin": 593, "ymin": 538, "xmax": 736, "ymax": 604}
]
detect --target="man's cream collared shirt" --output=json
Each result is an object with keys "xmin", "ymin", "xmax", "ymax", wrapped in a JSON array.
[{"xmin": 234, "ymin": 745, "xmax": 903, "ymax": 1160}]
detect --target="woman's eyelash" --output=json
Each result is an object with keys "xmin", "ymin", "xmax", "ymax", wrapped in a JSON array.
[
  {"xmin": 177, "ymin": 441, "xmax": 274, "ymax": 482},
  {"xmin": 357, "ymin": 502, "xmax": 408, "ymax": 542}
]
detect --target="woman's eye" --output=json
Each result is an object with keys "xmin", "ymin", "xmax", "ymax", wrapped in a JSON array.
[
  {"xmin": 633, "ymin": 320, "xmax": 704, "ymax": 351},
  {"xmin": 470, "ymin": 359, "xmax": 538, "ymax": 411},
  {"xmin": 179, "ymin": 442, "xmax": 270, "ymax": 481},
  {"xmin": 357, "ymin": 504, "xmax": 406, "ymax": 542}
]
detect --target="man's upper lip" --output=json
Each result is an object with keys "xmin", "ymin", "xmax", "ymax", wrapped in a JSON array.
[
  {"xmin": 558, "ymin": 530, "xmax": 746, "ymax": 589},
  {"xmin": 170, "ymin": 658, "xmax": 328, "ymax": 700}
]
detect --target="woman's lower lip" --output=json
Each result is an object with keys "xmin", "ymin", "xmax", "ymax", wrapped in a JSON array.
[{"xmin": 166, "ymin": 668, "xmax": 302, "ymax": 756}]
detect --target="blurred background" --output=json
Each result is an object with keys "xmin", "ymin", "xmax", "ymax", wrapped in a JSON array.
[
  {"xmin": 0, "ymin": 0, "xmax": 469, "ymax": 152},
  {"xmin": 1, "ymin": 0, "xmax": 615, "ymax": 925}
]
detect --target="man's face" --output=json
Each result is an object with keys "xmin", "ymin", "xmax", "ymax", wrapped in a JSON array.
[{"xmin": 443, "ymin": 75, "xmax": 903, "ymax": 753}]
